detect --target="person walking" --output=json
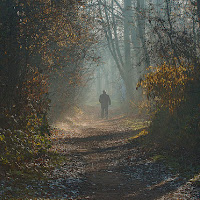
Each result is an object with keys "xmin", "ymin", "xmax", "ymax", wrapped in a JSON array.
[{"xmin": 99, "ymin": 90, "xmax": 111, "ymax": 119}]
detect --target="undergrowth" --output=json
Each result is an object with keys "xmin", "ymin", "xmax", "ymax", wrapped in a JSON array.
[{"xmin": 129, "ymin": 59, "xmax": 200, "ymax": 185}]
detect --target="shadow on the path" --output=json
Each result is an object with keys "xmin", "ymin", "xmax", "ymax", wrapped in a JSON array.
[
  {"xmin": 61, "ymin": 128, "xmax": 141, "ymax": 145},
  {"xmin": 79, "ymin": 156, "xmax": 186, "ymax": 200}
]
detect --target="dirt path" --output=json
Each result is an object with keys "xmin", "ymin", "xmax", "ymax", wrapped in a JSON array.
[{"xmin": 51, "ymin": 107, "xmax": 200, "ymax": 200}]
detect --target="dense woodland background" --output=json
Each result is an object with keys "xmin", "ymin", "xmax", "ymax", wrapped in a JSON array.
[{"xmin": 0, "ymin": 0, "xmax": 200, "ymax": 194}]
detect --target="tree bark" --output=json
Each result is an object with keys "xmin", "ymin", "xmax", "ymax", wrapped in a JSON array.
[{"xmin": 197, "ymin": 0, "xmax": 200, "ymax": 30}]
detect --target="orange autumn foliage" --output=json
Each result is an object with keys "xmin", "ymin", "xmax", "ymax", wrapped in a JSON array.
[{"xmin": 138, "ymin": 58, "xmax": 194, "ymax": 113}]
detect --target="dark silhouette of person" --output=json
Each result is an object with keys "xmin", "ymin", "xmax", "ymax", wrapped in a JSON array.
[{"xmin": 99, "ymin": 90, "xmax": 111, "ymax": 119}]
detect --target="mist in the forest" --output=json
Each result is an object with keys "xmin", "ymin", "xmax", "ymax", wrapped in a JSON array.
[{"xmin": 82, "ymin": 51, "xmax": 126, "ymax": 109}]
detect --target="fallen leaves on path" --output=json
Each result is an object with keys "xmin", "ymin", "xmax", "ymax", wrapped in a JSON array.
[{"xmin": 1, "ymin": 106, "xmax": 199, "ymax": 199}]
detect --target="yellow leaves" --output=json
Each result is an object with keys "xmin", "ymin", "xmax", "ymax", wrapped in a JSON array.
[
  {"xmin": 17, "ymin": 157, "xmax": 21, "ymax": 162},
  {"xmin": 128, "ymin": 129, "xmax": 148, "ymax": 141},
  {"xmin": 43, "ymin": 7, "xmax": 52, "ymax": 15},
  {"xmin": 0, "ymin": 135, "xmax": 5, "ymax": 141},
  {"xmin": 27, "ymin": 121, "xmax": 31, "ymax": 126},
  {"xmin": 139, "ymin": 58, "xmax": 194, "ymax": 113},
  {"xmin": 22, "ymin": 18, "xmax": 29, "ymax": 25},
  {"xmin": 68, "ymin": 80, "xmax": 74, "ymax": 85},
  {"xmin": 1, "ymin": 157, "xmax": 8, "ymax": 164},
  {"xmin": 23, "ymin": 68, "xmax": 49, "ymax": 105}
]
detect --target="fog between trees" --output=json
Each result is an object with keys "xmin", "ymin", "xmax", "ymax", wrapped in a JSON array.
[{"xmin": 78, "ymin": 0, "xmax": 200, "ymax": 114}]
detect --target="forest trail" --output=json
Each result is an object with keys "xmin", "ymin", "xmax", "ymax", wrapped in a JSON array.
[{"xmin": 51, "ymin": 106, "xmax": 199, "ymax": 200}]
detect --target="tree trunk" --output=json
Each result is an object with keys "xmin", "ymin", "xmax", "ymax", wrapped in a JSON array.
[
  {"xmin": 197, "ymin": 0, "xmax": 200, "ymax": 31},
  {"xmin": 136, "ymin": 0, "xmax": 150, "ymax": 69},
  {"xmin": 124, "ymin": 0, "xmax": 135, "ymax": 103}
]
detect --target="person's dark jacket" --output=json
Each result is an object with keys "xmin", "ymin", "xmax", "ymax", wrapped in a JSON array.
[{"xmin": 99, "ymin": 93, "xmax": 111, "ymax": 108}]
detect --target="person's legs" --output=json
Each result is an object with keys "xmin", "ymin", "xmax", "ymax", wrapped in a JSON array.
[
  {"xmin": 101, "ymin": 107, "xmax": 104, "ymax": 118},
  {"xmin": 105, "ymin": 106, "xmax": 108, "ymax": 119}
]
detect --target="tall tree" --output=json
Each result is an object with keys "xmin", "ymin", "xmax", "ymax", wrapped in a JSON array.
[{"xmin": 97, "ymin": 0, "xmax": 148, "ymax": 106}]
